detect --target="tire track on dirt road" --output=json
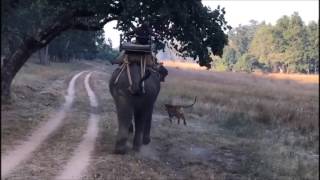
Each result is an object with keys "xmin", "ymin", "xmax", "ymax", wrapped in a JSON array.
[
  {"xmin": 56, "ymin": 72, "xmax": 100, "ymax": 180},
  {"xmin": 1, "ymin": 71, "xmax": 86, "ymax": 179}
]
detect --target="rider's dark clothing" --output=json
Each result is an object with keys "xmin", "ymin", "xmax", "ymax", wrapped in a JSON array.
[{"xmin": 126, "ymin": 24, "xmax": 152, "ymax": 45}]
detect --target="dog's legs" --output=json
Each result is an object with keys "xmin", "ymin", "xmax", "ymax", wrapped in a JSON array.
[{"xmin": 181, "ymin": 114, "xmax": 187, "ymax": 126}]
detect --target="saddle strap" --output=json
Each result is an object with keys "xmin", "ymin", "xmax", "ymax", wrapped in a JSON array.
[
  {"xmin": 113, "ymin": 54, "xmax": 147, "ymax": 93},
  {"xmin": 114, "ymin": 55, "xmax": 132, "ymax": 86},
  {"xmin": 126, "ymin": 60, "xmax": 133, "ymax": 88},
  {"xmin": 140, "ymin": 55, "xmax": 147, "ymax": 93}
]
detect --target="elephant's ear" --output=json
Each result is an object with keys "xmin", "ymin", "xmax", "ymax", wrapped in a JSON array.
[{"xmin": 158, "ymin": 65, "xmax": 168, "ymax": 82}]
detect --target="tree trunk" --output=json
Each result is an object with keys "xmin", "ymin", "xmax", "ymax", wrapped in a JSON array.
[
  {"xmin": 279, "ymin": 65, "xmax": 284, "ymax": 73},
  {"xmin": 1, "ymin": 56, "xmax": 5, "ymax": 68},
  {"xmin": 1, "ymin": 11, "xmax": 75, "ymax": 99},
  {"xmin": 1, "ymin": 9, "xmax": 113, "ymax": 99},
  {"xmin": 307, "ymin": 59, "xmax": 310, "ymax": 74},
  {"xmin": 44, "ymin": 45, "xmax": 49, "ymax": 65},
  {"xmin": 1, "ymin": 26, "xmax": 70, "ymax": 98},
  {"xmin": 38, "ymin": 48, "xmax": 44, "ymax": 64},
  {"xmin": 1, "ymin": 37, "xmax": 41, "ymax": 98}
]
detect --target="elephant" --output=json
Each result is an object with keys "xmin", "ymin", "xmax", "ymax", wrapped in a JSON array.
[{"xmin": 109, "ymin": 60, "xmax": 168, "ymax": 154}]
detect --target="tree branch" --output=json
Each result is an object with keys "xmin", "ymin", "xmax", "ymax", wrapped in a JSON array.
[
  {"xmin": 74, "ymin": 9, "xmax": 96, "ymax": 17},
  {"xmin": 71, "ymin": 23, "xmax": 103, "ymax": 31},
  {"xmin": 71, "ymin": 17, "xmax": 117, "ymax": 31}
]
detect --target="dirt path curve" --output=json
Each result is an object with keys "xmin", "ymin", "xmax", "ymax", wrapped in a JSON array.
[
  {"xmin": 55, "ymin": 72, "xmax": 100, "ymax": 180},
  {"xmin": 1, "ymin": 71, "xmax": 86, "ymax": 179}
]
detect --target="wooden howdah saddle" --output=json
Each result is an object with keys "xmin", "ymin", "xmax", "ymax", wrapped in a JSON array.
[{"xmin": 113, "ymin": 41, "xmax": 158, "ymax": 94}]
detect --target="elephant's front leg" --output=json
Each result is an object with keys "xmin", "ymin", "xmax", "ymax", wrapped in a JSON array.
[{"xmin": 114, "ymin": 102, "xmax": 133, "ymax": 154}]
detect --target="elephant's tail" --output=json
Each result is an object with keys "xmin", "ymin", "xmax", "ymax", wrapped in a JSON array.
[
  {"xmin": 128, "ymin": 68, "xmax": 151, "ymax": 96},
  {"xmin": 138, "ymin": 69, "xmax": 151, "ymax": 90}
]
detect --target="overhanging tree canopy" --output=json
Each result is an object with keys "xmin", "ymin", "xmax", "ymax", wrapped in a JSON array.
[{"xmin": 1, "ymin": 0, "xmax": 230, "ymax": 98}]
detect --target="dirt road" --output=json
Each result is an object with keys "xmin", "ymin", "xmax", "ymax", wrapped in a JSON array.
[
  {"xmin": 2, "ymin": 61, "xmax": 317, "ymax": 180},
  {"xmin": 1, "ymin": 71, "xmax": 86, "ymax": 178}
]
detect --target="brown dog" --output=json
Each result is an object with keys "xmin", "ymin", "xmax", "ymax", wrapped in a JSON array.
[{"xmin": 164, "ymin": 97, "xmax": 197, "ymax": 125}]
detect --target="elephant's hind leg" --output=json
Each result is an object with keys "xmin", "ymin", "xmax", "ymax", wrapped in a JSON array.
[
  {"xmin": 143, "ymin": 106, "xmax": 154, "ymax": 145},
  {"xmin": 114, "ymin": 101, "xmax": 133, "ymax": 154},
  {"xmin": 133, "ymin": 110, "xmax": 147, "ymax": 151}
]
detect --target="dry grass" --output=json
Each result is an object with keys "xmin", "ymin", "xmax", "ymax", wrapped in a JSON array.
[
  {"xmin": 2, "ymin": 59, "xmax": 318, "ymax": 179},
  {"xmin": 157, "ymin": 66, "xmax": 318, "ymax": 129},
  {"xmin": 253, "ymin": 72, "xmax": 319, "ymax": 84},
  {"xmin": 161, "ymin": 60, "xmax": 207, "ymax": 71},
  {"xmin": 1, "ymin": 59, "xmax": 91, "ymax": 152},
  {"xmin": 162, "ymin": 60, "xmax": 319, "ymax": 85},
  {"xmin": 155, "ymin": 65, "xmax": 319, "ymax": 179},
  {"xmin": 12, "ymin": 58, "xmax": 89, "ymax": 87}
]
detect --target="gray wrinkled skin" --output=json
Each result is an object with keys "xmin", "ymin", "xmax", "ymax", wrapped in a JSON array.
[{"xmin": 109, "ymin": 63, "xmax": 164, "ymax": 154}]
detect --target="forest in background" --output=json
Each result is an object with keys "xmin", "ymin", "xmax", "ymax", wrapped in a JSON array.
[
  {"xmin": 2, "ymin": 25, "xmax": 118, "ymax": 64},
  {"xmin": 212, "ymin": 12, "xmax": 319, "ymax": 74}
]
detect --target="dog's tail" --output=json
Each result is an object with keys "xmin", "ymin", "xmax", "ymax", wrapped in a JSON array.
[{"xmin": 181, "ymin": 96, "xmax": 197, "ymax": 108}]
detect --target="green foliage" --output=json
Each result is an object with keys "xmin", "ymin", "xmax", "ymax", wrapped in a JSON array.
[
  {"xmin": 233, "ymin": 53, "xmax": 256, "ymax": 72},
  {"xmin": 96, "ymin": 37, "xmax": 119, "ymax": 61},
  {"xmin": 228, "ymin": 20, "xmax": 261, "ymax": 55},
  {"xmin": 2, "ymin": 0, "xmax": 230, "ymax": 68},
  {"xmin": 115, "ymin": 0, "xmax": 230, "ymax": 68},
  {"xmin": 1, "ymin": 0, "xmax": 53, "ymax": 56},
  {"xmin": 1, "ymin": 0, "xmax": 118, "ymax": 62},
  {"xmin": 249, "ymin": 24, "xmax": 276, "ymax": 65},
  {"xmin": 213, "ymin": 20, "xmax": 262, "ymax": 72},
  {"xmin": 212, "ymin": 56, "xmax": 230, "ymax": 72},
  {"xmin": 305, "ymin": 21, "xmax": 319, "ymax": 73},
  {"xmin": 48, "ymin": 30, "xmax": 117, "ymax": 61},
  {"xmin": 222, "ymin": 46, "xmax": 240, "ymax": 66},
  {"xmin": 2, "ymin": 1, "xmax": 317, "ymax": 73},
  {"xmin": 215, "ymin": 12, "xmax": 318, "ymax": 74}
]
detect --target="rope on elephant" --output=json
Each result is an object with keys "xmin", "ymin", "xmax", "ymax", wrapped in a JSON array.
[
  {"xmin": 113, "ymin": 54, "xmax": 148, "ymax": 93},
  {"xmin": 114, "ymin": 55, "xmax": 131, "ymax": 85},
  {"xmin": 126, "ymin": 58, "xmax": 133, "ymax": 89}
]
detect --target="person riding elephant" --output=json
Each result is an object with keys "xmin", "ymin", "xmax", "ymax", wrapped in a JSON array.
[
  {"xmin": 126, "ymin": 22, "xmax": 152, "ymax": 45},
  {"xmin": 109, "ymin": 23, "xmax": 168, "ymax": 154},
  {"xmin": 112, "ymin": 23, "xmax": 154, "ymax": 65}
]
